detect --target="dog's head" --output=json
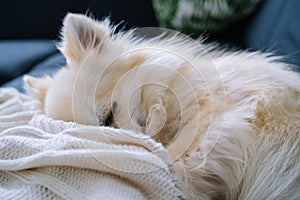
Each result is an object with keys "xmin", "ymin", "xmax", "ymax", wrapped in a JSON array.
[
  {"xmin": 25, "ymin": 13, "xmax": 202, "ymax": 146},
  {"xmin": 25, "ymin": 14, "xmax": 144, "ymax": 124}
]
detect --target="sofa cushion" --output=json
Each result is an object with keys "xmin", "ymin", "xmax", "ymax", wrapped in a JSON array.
[
  {"xmin": 245, "ymin": 0, "xmax": 300, "ymax": 71},
  {"xmin": 2, "ymin": 52, "xmax": 65, "ymax": 93},
  {"xmin": 0, "ymin": 40, "xmax": 58, "ymax": 85}
]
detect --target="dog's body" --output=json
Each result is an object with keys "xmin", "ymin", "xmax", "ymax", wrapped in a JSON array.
[{"xmin": 25, "ymin": 14, "xmax": 300, "ymax": 199}]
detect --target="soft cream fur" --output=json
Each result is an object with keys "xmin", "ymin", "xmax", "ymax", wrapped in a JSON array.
[{"xmin": 24, "ymin": 13, "xmax": 300, "ymax": 199}]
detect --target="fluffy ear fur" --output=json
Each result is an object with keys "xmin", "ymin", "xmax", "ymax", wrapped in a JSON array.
[
  {"xmin": 58, "ymin": 13, "xmax": 110, "ymax": 66},
  {"xmin": 23, "ymin": 75, "xmax": 52, "ymax": 102}
]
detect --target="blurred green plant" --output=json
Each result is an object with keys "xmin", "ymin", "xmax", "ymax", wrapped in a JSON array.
[{"xmin": 152, "ymin": 0, "xmax": 262, "ymax": 34}]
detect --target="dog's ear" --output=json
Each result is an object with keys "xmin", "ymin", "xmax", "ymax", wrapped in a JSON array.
[
  {"xmin": 59, "ymin": 13, "xmax": 110, "ymax": 66},
  {"xmin": 23, "ymin": 75, "xmax": 52, "ymax": 102}
]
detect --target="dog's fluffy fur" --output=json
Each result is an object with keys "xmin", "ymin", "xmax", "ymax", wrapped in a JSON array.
[{"xmin": 24, "ymin": 13, "xmax": 300, "ymax": 199}]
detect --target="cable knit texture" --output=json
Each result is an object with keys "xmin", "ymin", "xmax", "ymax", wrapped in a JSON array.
[{"xmin": 0, "ymin": 88, "xmax": 183, "ymax": 200}]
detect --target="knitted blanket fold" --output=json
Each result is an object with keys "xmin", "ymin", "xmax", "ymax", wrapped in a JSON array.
[{"xmin": 0, "ymin": 88, "xmax": 183, "ymax": 200}]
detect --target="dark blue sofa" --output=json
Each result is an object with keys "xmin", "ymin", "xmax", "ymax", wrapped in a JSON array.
[{"xmin": 1, "ymin": 0, "xmax": 300, "ymax": 92}]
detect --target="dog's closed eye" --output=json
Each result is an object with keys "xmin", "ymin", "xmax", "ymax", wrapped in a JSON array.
[
  {"xmin": 104, "ymin": 108, "xmax": 114, "ymax": 126},
  {"xmin": 100, "ymin": 102, "xmax": 117, "ymax": 127}
]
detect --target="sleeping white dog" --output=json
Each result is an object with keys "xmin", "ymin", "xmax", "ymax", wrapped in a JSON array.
[{"xmin": 24, "ymin": 13, "xmax": 300, "ymax": 199}]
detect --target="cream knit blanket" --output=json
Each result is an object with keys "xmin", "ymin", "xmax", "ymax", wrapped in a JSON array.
[{"xmin": 0, "ymin": 88, "xmax": 183, "ymax": 200}]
